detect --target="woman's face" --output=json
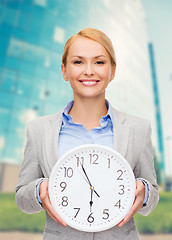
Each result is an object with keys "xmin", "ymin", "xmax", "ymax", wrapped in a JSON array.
[{"xmin": 61, "ymin": 37, "xmax": 115, "ymax": 100}]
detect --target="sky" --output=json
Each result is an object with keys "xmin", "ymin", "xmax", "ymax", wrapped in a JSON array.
[{"xmin": 141, "ymin": 0, "xmax": 172, "ymax": 163}]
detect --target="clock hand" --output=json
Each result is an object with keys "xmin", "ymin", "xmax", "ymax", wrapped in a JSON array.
[
  {"xmin": 80, "ymin": 163, "xmax": 92, "ymax": 186},
  {"xmin": 69, "ymin": 159, "xmax": 100, "ymax": 197},
  {"xmin": 80, "ymin": 162, "xmax": 100, "ymax": 198},
  {"xmin": 68, "ymin": 159, "xmax": 95, "ymax": 190},
  {"xmin": 90, "ymin": 186, "xmax": 94, "ymax": 212}
]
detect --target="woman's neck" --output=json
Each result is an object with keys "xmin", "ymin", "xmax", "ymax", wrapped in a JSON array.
[{"xmin": 69, "ymin": 96, "xmax": 108, "ymax": 131}]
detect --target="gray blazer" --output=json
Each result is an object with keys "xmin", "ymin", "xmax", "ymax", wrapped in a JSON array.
[{"xmin": 15, "ymin": 107, "xmax": 159, "ymax": 240}]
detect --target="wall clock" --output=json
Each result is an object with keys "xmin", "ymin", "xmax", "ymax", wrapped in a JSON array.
[{"xmin": 49, "ymin": 144, "xmax": 136, "ymax": 232}]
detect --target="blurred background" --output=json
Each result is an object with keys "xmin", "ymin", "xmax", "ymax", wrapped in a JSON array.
[{"xmin": 0, "ymin": 0, "xmax": 171, "ymax": 239}]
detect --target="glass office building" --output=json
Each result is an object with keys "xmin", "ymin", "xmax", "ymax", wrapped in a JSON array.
[{"xmin": 0, "ymin": 0, "xmax": 156, "ymax": 170}]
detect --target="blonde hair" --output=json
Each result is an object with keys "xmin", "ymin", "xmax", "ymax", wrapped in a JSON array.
[{"xmin": 62, "ymin": 28, "xmax": 116, "ymax": 67}]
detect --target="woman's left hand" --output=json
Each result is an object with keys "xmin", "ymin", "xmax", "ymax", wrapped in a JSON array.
[{"xmin": 117, "ymin": 179, "xmax": 145, "ymax": 228}]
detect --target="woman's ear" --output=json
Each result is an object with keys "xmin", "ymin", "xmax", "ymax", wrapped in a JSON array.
[
  {"xmin": 61, "ymin": 64, "xmax": 68, "ymax": 82},
  {"xmin": 110, "ymin": 66, "xmax": 116, "ymax": 81}
]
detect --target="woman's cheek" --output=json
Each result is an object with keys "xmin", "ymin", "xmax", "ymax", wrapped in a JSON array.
[{"xmin": 69, "ymin": 66, "xmax": 83, "ymax": 79}]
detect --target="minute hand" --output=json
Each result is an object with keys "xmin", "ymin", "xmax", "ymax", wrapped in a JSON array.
[{"xmin": 80, "ymin": 163, "xmax": 100, "ymax": 198}]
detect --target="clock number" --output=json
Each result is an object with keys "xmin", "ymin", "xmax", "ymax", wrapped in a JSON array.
[
  {"xmin": 114, "ymin": 200, "xmax": 121, "ymax": 209},
  {"xmin": 118, "ymin": 185, "xmax": 125, "ymax": 195},
  {"xmin": 102, "ymin": 209, "xmax": 109, "ymax": 220},
  {"xmin": 89, "ymin": 154, "xmax": 99, "ymax": 164},
  {"xmin": 87, "ymin": 213, "xmax": 94, "ymax": 223},
  {"xmin": 76, "ymin": 156, "xmax": 84, "ymax": 167},
  {"xmin": 60, "ymin": 182, "xmax": 67, "ymax": 192},
  {"xmin": 74, "ymin": 208, "xmax": 80, "ymax": 218},
  {"xmin": 117, "ymin": 170, "xmax": 123, "ymax": 180},
  {"xmin": 64, "ymin": 167, "xmax": 73, "ymax": 178},
  {"xmin": 61, "ymin": 196, "xmax": 68, "ymax": 207},
  {"xmin": 107, "ymin": 158, "xmax": 110, "ymax": 168}
]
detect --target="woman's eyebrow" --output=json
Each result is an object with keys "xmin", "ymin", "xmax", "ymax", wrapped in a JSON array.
[
  {"xmin": 94, "ymin": 55, "xmax": 106, "ymax": 58},
  {"xmin": 72, "ymin": 56, "xmax": 84, "ymax": 59},
  {"xmin": 72, "ymin": 55, "xmax": 106, "ymax": 59}
]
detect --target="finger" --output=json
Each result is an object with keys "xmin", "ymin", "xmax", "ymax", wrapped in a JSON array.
[
  {"xmin": 45, "ymin": 206, "xmax": 67, "ymax": 227},
  {"xmin": 40, "ymin": 181, "xmax": 67, "ymax": 227},
  {"xmin": 42, "ymin": 195, "xmax": 67, "ymax": 227},
  {"xmin": 44, "ymin": 199, "xmax": 67, "ymax": 226},
  {"xmin": 117, "ymin": 192, "xmax": 144, "ymax": 228},
  {"xmin": 117, "ymin": 204, "xmax": 137, "ymax": 228},
  {"xmin": 117, "ymin": 206, "xmax": 137, "ymax": 228},
  {"xmin": 44, "ymin": 206, "xmax": 62, "ymax": 223},
  {"xmin": 47, "ymin": 194, "xmax": 67, "ymax": 226}
]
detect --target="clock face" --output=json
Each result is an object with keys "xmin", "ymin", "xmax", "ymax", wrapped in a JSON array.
[{"xmin": 49, "ymin": 144, "xmax": 136, "ymax": 232}]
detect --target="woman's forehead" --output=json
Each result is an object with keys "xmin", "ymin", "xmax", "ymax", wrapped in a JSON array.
[{"xmin": 68, "ymin": 37, "xmax": 109, "ymax": 58}]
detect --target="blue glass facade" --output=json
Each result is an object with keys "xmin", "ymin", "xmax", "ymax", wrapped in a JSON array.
[
  {"xmin": 148, "ymin": 43, "xmax": 165, "ymax": 183},
  {"xmin": 0, "ymin": 0, "xmax": 157, "ymax": 166},
  {"xmin": 0, "ymin": 0, "xmax": 79, "ymax": 164}
]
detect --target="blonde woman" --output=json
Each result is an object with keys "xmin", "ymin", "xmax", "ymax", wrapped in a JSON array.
[{"xmin": 16, "ymin": 28, "xmax": 159, "ymax": 240}]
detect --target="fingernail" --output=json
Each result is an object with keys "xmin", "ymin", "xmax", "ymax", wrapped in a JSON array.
[
  {"xmin": 63, "ymin": 221, "xmax": 67, "ymax": 227},
  {"xmin": 118, "ymin": 222, "xmax": 124, "ymax": 228}
]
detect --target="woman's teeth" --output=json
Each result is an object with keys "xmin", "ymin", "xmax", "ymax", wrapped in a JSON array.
[{"xmin": 81, "ymin": 81, "xmax": 98, "ymax": 86}]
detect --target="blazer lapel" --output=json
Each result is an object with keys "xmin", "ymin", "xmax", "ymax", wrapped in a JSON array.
[
  {"xmin": 112, "ymin": 108, "xmax": 131, "ymax": 158},
  {"xmin": 43, "ymin": 112, "xmax": 62, "ymax": 173}
]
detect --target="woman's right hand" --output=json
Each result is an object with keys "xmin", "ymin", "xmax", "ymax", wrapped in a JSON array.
[{"xmin": 39, "ymin": 179, "xmax": 67, "ymax": 227}]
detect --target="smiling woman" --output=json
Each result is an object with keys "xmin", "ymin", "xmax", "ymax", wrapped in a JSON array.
[
  {"xmin": 15, "ymin": 28, "xmax": 159, "ymax": 240},
  {"xmin": 61, "ymin": 37, "xmax": 115, "ymax": 110}
]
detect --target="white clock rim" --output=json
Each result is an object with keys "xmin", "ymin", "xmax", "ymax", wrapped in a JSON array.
[{"xmin": 49, "ymin": 144, "xmax": 136, "ymax": 232}]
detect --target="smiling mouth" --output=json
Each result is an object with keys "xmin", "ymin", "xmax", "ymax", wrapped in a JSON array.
[{"xmin": 79, "ymin": 80, "xmax": 100, "ymax": 86}]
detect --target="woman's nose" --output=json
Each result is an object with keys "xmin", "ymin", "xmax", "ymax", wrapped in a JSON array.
[{"xmin": 84, "ymin": 63, "xmax": 94, "ymax": 76}]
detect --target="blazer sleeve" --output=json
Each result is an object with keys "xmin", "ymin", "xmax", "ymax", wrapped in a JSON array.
[
  {"xmin": 15, "ymin": 121, "xmax": 45, "ymax": 214},
  {"xmin": 136, "ymin": 121, "xmax": 159, "ymax": 216}
]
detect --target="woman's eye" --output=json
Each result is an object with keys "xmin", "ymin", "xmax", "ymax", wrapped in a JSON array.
[
  {"xmin": 96, "ymin": 61, "xmax": 104, "ymax": 64},
  {"xmin": 74, "ymin": 60, "xmax": 82, "ymax": 64}
]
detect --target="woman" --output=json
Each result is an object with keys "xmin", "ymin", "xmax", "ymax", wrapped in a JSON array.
[{"xmin": 16, "ymin": 28, "xmax": 159, "ymax": 240}]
